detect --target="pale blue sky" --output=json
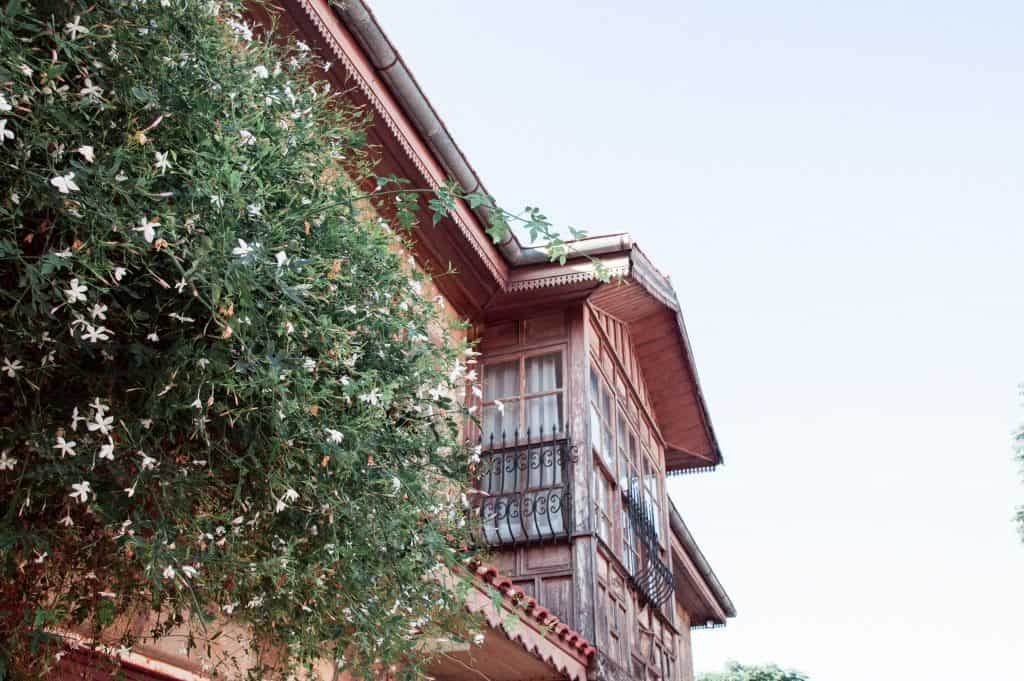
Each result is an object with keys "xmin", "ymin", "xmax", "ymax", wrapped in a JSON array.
[{"xmin": 371, "ymin": 2, "xmax": 1024, "ymax": 679}]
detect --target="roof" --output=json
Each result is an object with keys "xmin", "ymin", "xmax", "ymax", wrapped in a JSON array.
[
  {"xmin": 668, "ymin": 500, "xmax": 735, "ymax": 626},
  {"xmin": 468, "ymin": 559, "xmax": 598, "ymax": 661}
]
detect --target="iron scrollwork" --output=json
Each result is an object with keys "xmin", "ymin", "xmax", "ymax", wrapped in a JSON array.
[
  {"xmin": 625, "ymin": 483, "xmax": 674, "ymax": 608},
  {"xmin": 470, "ymin": 428, "xmax": 577, "ymax": 546}
]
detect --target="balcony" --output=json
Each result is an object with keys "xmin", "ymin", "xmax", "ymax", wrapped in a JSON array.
[
  {"xmin": 470, "ymin": 430, "xmax": 577, "ymax": 546},
  {"xmin": 624, "ymin": 483, "xmax": 674, "ymax": 608}
]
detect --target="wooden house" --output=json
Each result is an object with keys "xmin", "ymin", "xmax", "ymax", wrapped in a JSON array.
[{"xmin": 50, "ymin": 1, "xmax": 734, "ymax": 679}]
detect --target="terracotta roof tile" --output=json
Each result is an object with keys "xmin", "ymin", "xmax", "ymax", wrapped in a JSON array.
[{"xmin": 467, "ymin": 558, "xmax": 596, "ymax": 661}]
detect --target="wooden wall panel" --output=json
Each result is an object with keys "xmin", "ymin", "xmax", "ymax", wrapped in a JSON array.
[
  {"xmin": 542, "ymin": 576, "xmax": 574, "ymax": 626},
  {"xmin": 525, "ymin": 543, "xmax": 571, "ymax": 572}
]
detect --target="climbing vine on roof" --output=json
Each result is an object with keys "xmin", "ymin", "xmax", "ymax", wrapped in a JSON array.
[{"xmin": 0, "ymin": 1, "xmax": 477, "ymax": 678}]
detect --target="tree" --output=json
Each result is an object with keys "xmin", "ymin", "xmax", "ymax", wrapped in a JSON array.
[
  {"xmin": 698, "ymin": 661, "xmax": 810, "ymax": 681},
  {"xmin": 1016, "ymin": 405, "xmax": 1023, "ymax": 541},
  {"xmin": 0, "ymin": 1, "xmax": 477, "ymax": 678}
]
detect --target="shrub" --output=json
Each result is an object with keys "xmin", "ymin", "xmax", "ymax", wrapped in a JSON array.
[{"xmin": 0, "ymin": 1, "xmax": 474, "ymax": 677}]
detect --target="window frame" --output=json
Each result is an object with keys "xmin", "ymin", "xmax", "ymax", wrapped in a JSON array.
[{"xmin": 480, "ymin": 344, "xmax": 567, "ymax": 445}]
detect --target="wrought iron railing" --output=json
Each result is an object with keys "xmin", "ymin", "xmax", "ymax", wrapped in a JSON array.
[
  {"xmin": 625, "ymin": 483, "xmax": 674, "ymax": 608},
  {"xmin": 470, "ymin": 428, "xmax": 576, "ymax": 546}
]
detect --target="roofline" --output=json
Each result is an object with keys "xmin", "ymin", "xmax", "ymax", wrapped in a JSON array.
[
  {"xmin": 668, "ymin": 500, "xmax": 736, "ymax": 620},
  {"xmin": 327, "ymin": 0, "xmax": 722, "ymax": 468},
  {"xmin": 629, "ymin": 248, "xmax": 724, "ymax": 469},
  {"xmin": 330, "ymin": 0, "xmax": 627, "ymax": 267}
]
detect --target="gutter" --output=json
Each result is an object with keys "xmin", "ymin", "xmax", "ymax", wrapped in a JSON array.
[
  {"xmin": 668, "ymin": 501, "xmax": 736, "ymax": 620},
  {"xmin": 329, "ymin": 0, "xmax": 629, "ymax": 266}
]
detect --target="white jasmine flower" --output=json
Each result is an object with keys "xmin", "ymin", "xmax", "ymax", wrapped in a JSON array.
[
  {"xmin": 252, "ymin": 65, "xmax": 269, "ymax": 79},
  {"xmin": 0, "ymin": 94, "xmax": 10, "ymax": 112},
  {"xmin": 232, "ymin": 239, "xmax": 256, "ymax": 257},
  {"xmin": 64, "ymin": 278, "xmax": 87, "ymax": 304},
  {"xmin": 54, "ymin": 436, "xmax": 77, "ymax": 458},
  {"xmin": 174, "ymin": 278, "xmax": 187, "ymax": 293},
  {"xmin": 140, "ymin": 418, "xmax": 153, "ymax": 429},
  {"xmin": 76, "ymin": 145, "xmax": 95, "ymax": 163},
  {"xmin": 81, "ymin": 323, "xmax": 113, "ymax": 343},
  {"xmin": 471, "ymin": 385, "xmax": 483, "ymax": 399},
  {"xmin": 473, "ymin": 633, "xmax": 485, "ymax": 646},
  {"xmin": 87, "ymin": 412, "xmax": 113, "ymax": 435},
  {"xmin": 98, "ymin": 439, "xmax": 115, "ymax": 461},
  {"xmin": 325, "ymin": 428, "xmax": 344, "ymax": 444},
  {"xmin": 0, "ymin": 119, "xmax": 13, "ymax": 144},
  {"xmin": 210, "ymin": 194, "xmax": 224, "ymax": 209},
  {"xmin": 124, "ymin": 483, "xmax": 137, "ymax": 498},
  {"xmin": 34, "ymin": 551, "xmax": 47, "ymax": 564},
  {"xmin": 284, "ymin": 321, "xmax": 294, "ymax": 334},
  {"xmin": 274, "ymin": 251, "xmax": 288, "ymax": 268},
  {"xmin": 90, "ymin": 397, "xmax": 109, "ymax": 416},
  {"xmin": 79, "ymin": 78, "xmax": 102, "ymax": 99},
  {"xmin": 65, "ymin": 15, "xmax": 89, "ymax": 40},
  {"xmin": 18, "ymin": 64, "xmax": 31, "ymax": 77},
  {"xmin": 494, "ymin": 399, "xmax": 504, "ymax": 414},
  {"xmin": 154, "ymin": 151, "xmax": 171, "ymax": 175},
  {"xmin": 139, "ymin": 451, "xmax": 157, "ymax": 470},
  {"xmin": 69, "ymin": 480, "xmax": 92, "ymax": 503},
  {"xmin": 358, "ymin": 389, "xmax": 381, "ymax": 406},
  {"xmin": 147, "ymin": 332, "xmax": 159, "ymax": 342},
  {"xmin": 70, "ymin": 406, "xmax": 86, "ymax": 431},
  {"xmin": 181, "ymin": 565, "xmax": 199, "ymax": 579},
  {"xmin": 58, "ymin": 513, "xmax": 74, "ymax": 527},
  {"xmin": 246, "ymin": 203, "xmax": 261, "ymax": 217},
  {"xmin": 10, "ymin": 191, "xmax": 19, "ymax": 204},
  {"xmin": 303, "ymin": 358, "xmax": 316, "ymax": 373},
  {"xmin": 284, "ymin": 488, "xmax": 299, "ymax": 502},
  {"xmin": 162, "ymin": 565, "xmax": 175, "ymax": 580},
  {"xmin": 391, "ymin": 476, "xmax": 402, "ymax": 494},
  {"xmin": 115, "ymin": 170, "xmax": 128, "ymax": 182},
  {"xmin": 50, "ymin": 172, "xmax": 80, "ymax": 194},
  {"xmin": 239, "ymin": 129, "xmax": 256, "ymax": 146},
  {"xmin": 113, "ymin": 267, "xmax": 127, "ymax": 283},
  {"xmin": 2, "ymin": 358, "xmax": 23, "ymax": 378},
  {"xmin": 134, "ymin": 216, "xmax": 160, "ymax": 243},
  {"xmin": 54, "ymin": 248, "xmax": 72, "ymax": 258},
  {"xmin": 168, "ymin": 312, "xmax": 195, "ymax": 323},
  {"xmin": 90, "ymin": 303, "xmax": 107, "ymax": 320},
  {"xmin": 0, "ymin": 451, "xmax": 17, "ymax": 471}
]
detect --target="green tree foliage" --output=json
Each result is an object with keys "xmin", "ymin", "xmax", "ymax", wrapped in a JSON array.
[
  {"xmin": 698, "ymin": 661, "xmax": 810, "ymax": 681},
  {"xmin": 1016, "ymin": 399, "xmax": 1023, "ymax": 541},
  {"xmin": 0, "ymin": 1, "xmax": 477, "ymax": 677}
]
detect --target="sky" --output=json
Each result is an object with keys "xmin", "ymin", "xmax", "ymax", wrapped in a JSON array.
[{"xmin": 369, "ymin": 2, "xmax": 1024, "ymax": 679}]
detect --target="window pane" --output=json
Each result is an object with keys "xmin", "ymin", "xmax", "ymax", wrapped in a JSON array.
[
  {"xmin": 484, "ymin": 360, "xmax": 518, "ymax": 401},
  {"xmin": 482, "ymin": 398, "xmax": 519, "ymax": 441},
  {"xmin": 525, "ymin": 352, "xmax": 562, "ymax": 393},
  {"xmin": 601, "ymin": 386, "xmax": 613, "ymax": 421},
  {"xmin": 590, "ymin": 404, "xmax": 602, "ymax": 456},
  {"xmin": 590, "ymin": 366, "xmax": 600, "ymax": 403},
  {"xmin": 524, "ymin": 394, "xmax": 563, "ymax": 435}
]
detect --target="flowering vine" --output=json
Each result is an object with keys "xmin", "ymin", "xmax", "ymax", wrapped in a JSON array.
[{"xmin": 0, "ymin": 1, "xmax": 478, "ymax": 678}]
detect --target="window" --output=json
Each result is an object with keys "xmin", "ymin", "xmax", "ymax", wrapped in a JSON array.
[
  {"xmin": 593, "ymin": 467, "xmax": 613, "ymax": 544},
  {"xmin": 608, "ymin": 589, "xmax": 628, "ymax": 666},
  {"xmin": 644, "ymin": 452, "xmax": 661, "ymax": 541},
  {"xmin": 589, "ymin": 366, "xmax": 614, "ymax": 469},
  {"xmin": 482, "ymin": 351, "xmax": 564, "ymax": 440}
]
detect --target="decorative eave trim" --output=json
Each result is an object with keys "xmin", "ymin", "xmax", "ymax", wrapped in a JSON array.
[
  {"xmin": 506, "ymin": 262, "xmax": 631, "ymax": 293},
  {"xmin": 283, "ymin": 0, "xmax": 507, "ymax": 288}
]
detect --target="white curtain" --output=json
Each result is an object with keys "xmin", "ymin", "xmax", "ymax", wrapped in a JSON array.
[{"xmin": 524, "ymin": 353, "xmax": 562, "ymax": 434}]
